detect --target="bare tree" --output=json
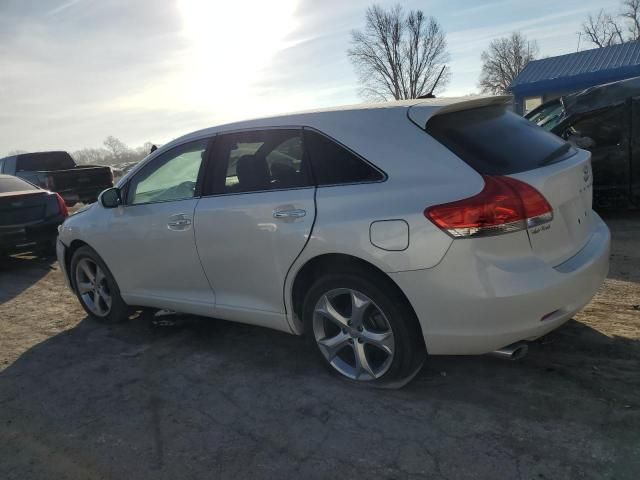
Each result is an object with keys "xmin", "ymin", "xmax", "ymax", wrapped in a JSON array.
[
  {"xmin": 348, "ymin": 4, "xmax": 450, "ymax": 101},
  {"xmin": 621, "ymin": 0, "xmax": 640, "ymax": 40},
  {"xmin": 479, "ymin": 32, "xmax": 538, "ymax": 95},
  {"xmin": 583, "ymin": 10, "xmax": 625, "ymax": 47},
  {"xmin": 72, "ymin": 148, "xmax": 110, "ymax": 165},
  {"xmin": 102, "ymin": 136, "xmax": 129, "ymax": 162},
  {"xmin": 582, "ymin": 1, "xmax": 640, "ymax": 48}
]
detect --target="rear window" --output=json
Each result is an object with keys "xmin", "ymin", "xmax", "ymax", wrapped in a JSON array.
[
  {"xmin": 304, "ymin": 130, "xmax": 384, "ymax": 185},
  {"xmin": 16, "ymin": 152, "xmax": 75, "ymax": 172},
  {"xmin": 0, "ymin": 176, "xmax": 38, "ymax": 193},
  {"xmin": 426, "ymin": 105, "xmax": 573, "ymax": 175}
]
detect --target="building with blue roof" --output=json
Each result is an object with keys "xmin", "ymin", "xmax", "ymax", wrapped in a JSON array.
[{"xmin": 509, "ymin": 42, "xmax": 640, "ymax": 114}]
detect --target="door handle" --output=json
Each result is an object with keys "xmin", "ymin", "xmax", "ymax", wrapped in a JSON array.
[
  {"xmin": 167, "ymin": 213, "xmax": 192, "ymax": 230},
  {"xmin": 273, "ymin": 209, "xmax": 307, "ymax": 219}
]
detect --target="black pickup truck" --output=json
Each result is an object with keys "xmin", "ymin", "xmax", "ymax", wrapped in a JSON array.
[
  {"xmin": 525, "ymin": 76, "xmax": 640, "ymax": 209},
  {"xmin": 0, "ymin": 151, "xmax": 113, "ymax": 206}
]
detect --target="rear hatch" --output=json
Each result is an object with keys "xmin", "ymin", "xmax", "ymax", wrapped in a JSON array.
[{"xmin": 421, "ymin": 102, "xmax": 595, "ymax": 266}]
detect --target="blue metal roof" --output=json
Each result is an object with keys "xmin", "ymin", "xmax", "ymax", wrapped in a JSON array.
[{"xmin": 510, "ymin": 42, "xmax": 640, "ymax": 96}]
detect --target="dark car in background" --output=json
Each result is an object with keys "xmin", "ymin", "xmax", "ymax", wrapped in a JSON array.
[
  {"xmin": 0, "ymin": 151, "xmax": 113, "ymax": 206},
  {"xmin": 525, "ymin": 77, "xmax": 640, "ymax": 209},
  {"xmin": 0, "ymin": 174, "xmax": 68, "ymax": 256}
]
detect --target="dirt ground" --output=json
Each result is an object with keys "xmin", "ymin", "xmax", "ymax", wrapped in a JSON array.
[{"xmin": 0, "ymin": 213, "xmax": 638, "ymax": 480}]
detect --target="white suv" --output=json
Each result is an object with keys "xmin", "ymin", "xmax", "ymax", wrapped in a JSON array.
[{"xmin": 57, "ymin": 96, "xmax": 610, "ymax": 386}]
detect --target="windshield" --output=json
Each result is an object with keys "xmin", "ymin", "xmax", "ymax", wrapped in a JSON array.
[{"xmin": 526, "ymin": 101, "xmax": 565, "ymax": 131}]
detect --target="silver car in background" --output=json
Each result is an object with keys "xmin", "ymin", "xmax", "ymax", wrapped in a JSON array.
[{"xmin": 57, "ymin": 96, "xmax": 610, "ymax": 386}]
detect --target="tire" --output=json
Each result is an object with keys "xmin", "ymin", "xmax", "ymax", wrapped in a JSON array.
[
  {"xmin": 303, "ymin": 270, "xmax": 425, "ymax": 388},
  {"xmin": 70, "ymin": 245, "xmax": 129, "ymax": 323}
]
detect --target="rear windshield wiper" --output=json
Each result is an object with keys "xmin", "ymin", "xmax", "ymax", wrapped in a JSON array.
[{"xmin": 540, "ymin": 143, "xmax": 572, "ymax": 166}]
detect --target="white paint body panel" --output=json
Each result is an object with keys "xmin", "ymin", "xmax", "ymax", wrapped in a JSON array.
[
  {"xmin": 57, "ymin": 96, "xmax": 610, "ymax": 355},
  {"xmin": 193, "ymin": 188, "xmax": 315, "ymax": 332},
  {"xmin": 370, "ymin": 220, "xmax": 409, "ymax": 251},
  {"xmin": 389, "ymin": 214, "xmax": 610, "ymax": 354}
]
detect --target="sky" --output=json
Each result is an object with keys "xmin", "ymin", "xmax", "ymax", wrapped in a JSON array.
[{"xmin": 0, "ymin": 0, "xmax": 622, "ymax": 155}]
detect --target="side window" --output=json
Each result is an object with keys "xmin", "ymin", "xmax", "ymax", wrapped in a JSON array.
[
  {"xmin": 127, "ymin": 139, "xmax": 208, "ymax": 205},
  {"xmin": 213, "ymin": 129, "xmax": 311, "ymax": 194},
  {"xmin": 303, "ymin": 130, "xmax": 383, "ymax": 185}
]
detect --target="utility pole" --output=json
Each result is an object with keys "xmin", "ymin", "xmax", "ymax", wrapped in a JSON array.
[{"xmin": 576, "ymin": 32, "xmax": 582, "ymax": 52}]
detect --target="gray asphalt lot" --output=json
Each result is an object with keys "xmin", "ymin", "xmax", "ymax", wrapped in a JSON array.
[{"xmin": 0, "ymin": 213, "xmax": 639, "ymax": 479}]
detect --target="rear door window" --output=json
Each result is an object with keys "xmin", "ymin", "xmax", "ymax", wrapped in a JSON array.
[
  {"xmin": 209, "ymin": 129, "xmax": 312, "ymax": 194},
  {"xmin": 426, "ymin": 105, "xmax": 573, "ymax": 175},
  {"xmin": 303, "ymin": 130, "xmax": 384, "ymax": 185}
]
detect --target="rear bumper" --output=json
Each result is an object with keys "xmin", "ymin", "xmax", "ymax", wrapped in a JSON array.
[
  {"xmin": 0, "ymin": 216, "xmax": 64, "ymax": 252},
  {"xmin": 389, "ymin": 213, "xmax": 610, "ymax": 355}
]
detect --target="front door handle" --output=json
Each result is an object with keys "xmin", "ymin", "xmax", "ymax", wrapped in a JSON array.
[
  {"xmin": 167, "ymin": 213, "xmax": 192, "ymax": 230},
  {"xmin": 273, "ymin": 209, "xmax": 307, "ymax": 219}
]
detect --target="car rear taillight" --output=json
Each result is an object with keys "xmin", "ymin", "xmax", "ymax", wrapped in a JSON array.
[
  {"xmin": 424, "ymin": 175, "xmax": 553, "ymax": 238},
  {"xmin": 55, "ymin": 193, "xmax": 69, "ymax": 218}
]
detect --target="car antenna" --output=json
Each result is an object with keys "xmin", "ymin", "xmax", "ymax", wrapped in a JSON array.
[{"xmin": 417, "ymin": 65, "xmax": 447, "ymax": 99}]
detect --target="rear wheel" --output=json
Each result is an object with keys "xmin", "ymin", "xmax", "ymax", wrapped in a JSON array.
[
  {"xmin": 303, "ymin": 271, "xmax": 425, "ymax": 387},
  {"xmin": 70, "ymin": 246, "xmax": 128, "ymax": 323}
]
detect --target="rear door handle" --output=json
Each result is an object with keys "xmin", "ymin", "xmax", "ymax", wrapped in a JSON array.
[{"xmin": 273, "ymin": 209, "xmax": 307, "ymax": 219}]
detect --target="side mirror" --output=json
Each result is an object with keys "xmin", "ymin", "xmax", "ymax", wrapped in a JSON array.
[{"xmin": 100, "ymin": 187, "xmax": 122, "ymax": 209}]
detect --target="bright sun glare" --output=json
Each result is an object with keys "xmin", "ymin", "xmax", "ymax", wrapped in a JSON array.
[{"xmin": 176, "ymin": 0, "xmax": 299, "ymax": 111}]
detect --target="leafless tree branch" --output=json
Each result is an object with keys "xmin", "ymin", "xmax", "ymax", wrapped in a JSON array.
[
  {"xmin": 348, "ymin": 4, "xmax": 450, "ymax": 101},
  {"xmin": 478, "ymin": 32, "xmax": 538, "ymax": 95},
  {"xmin": 582, "ymin": 1, "xmax": 640, "ymax": 48}
]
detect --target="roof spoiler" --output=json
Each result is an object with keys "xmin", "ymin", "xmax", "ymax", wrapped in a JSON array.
[{"xmin": 408, "ymin": 95, "xmax": 512, "ymax": 129}]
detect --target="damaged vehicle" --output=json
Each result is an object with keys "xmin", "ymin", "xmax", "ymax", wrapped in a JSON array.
[
  {"xmin": 57, "ymin": 96, "xmax": 610, "ymax": 387},
  {"xmin": 526, "ymin": 76, "xmax": 640, "ymax": 208}
]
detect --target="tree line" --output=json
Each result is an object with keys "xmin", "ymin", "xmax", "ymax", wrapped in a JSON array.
[{"xmin": 7, "ymin": 136, "xmax": 155, "ymax": 166}]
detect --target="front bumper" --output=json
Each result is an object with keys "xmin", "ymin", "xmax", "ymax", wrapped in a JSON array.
[
  {"xmin": 389, "ymin": 213, "xmax": 611, "ymax": 355},
  {"xmin": 56, "ymin": 239, "xmax": 73, "ymax": 290}
]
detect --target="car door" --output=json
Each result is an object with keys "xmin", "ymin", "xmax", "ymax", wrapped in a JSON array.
[
  {"xmin": 194, "ymin": 128, "xmax": 315, "ymax": 331},
  {"xmin": 94, "ymin": 138, "xmax": 215, "ymax": 315}
]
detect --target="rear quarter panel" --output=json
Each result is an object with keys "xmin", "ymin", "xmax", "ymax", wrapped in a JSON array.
[{"xmin": 284, "ymin": 109, "xmax": 483, "ymax": 332}]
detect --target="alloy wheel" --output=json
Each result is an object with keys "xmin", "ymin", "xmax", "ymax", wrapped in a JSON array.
[
  {"xmin": 312, "ymin": 288, "xmax": 395, "ymax": 381},
  {"xmin": 75, "ymin": 258, "xmax": 112, "ymax": 317}
]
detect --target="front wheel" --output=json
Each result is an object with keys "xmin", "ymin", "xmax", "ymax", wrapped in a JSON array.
[
  {"xmin": 70, "ymin": 246, "xmax": 129, "ymax": 323},
  {"xmin": 303, "ymin": 272, "xmax": 425, "ymax": 387}
]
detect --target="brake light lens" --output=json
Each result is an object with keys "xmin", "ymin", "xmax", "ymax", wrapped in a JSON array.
[
  {"xmin": 55, "ymin": 193, "xmax": 69, "ymax": 218},
  {"xmin": 424, "ymin": 175, "xmax": 552, "ymax": 238}
]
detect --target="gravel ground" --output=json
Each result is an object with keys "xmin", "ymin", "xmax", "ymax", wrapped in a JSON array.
[{"xmin": 0, "ymin": 213, "xmax": 639, "ymax": 479}]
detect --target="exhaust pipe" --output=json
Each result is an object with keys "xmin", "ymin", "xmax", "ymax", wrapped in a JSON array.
[{"xmin": 490, "ymin": 342, "xmax": 528, "ymax": 361}]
